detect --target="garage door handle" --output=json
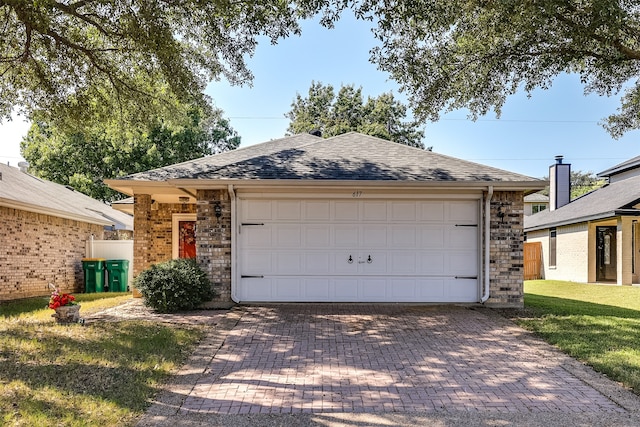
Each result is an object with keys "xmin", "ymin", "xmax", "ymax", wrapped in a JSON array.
[
  {"xmin": 241, "ymin": 275, "xmax": 264, "ymax": 278},
  {"xmin": 241, "ymin": 223, "xmax": 264, "ymax": 226},
  {"xmin": 455, "ymin": 276, "xmax": 478, "ymax": 280},
  {"xmin": 455, "ymin": 224, "xmax": 478, "ymax": 227}
]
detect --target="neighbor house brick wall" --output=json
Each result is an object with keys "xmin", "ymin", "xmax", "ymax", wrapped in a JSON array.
[
  {"xmin": 197, "ymin": 189, "xmax": 232, "ymax": 302},
  {"xmin": 487, "ymin": 191, "xmax": 525, "ymax": 307},
  {"xmin": 0, "ymin": 206, "xmax": 104, "ymax": 301}
]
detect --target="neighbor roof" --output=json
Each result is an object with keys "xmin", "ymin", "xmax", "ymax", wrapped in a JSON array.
[
  {"xmin": 525, "ymin": 174, "xmax": 640, "ymax": 231},
  {"xmin": 524, "ymin": 193, "xmax": 549, "ymax": 203},
  {"xmin": 0, "ymin": 163, "xmax": 133, "ymax": 229},
  {"xmin": 113, "ymin": 132, "xmax": 542, "ymax": 186},
  {"xmin": 597, "ymin": 155, "xmax": 640, "ymax": 178}
]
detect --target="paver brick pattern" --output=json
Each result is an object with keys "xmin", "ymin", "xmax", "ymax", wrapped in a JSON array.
[{"xmin": 180, "ymin": 305, "xmax": 623, "ymax": 414}]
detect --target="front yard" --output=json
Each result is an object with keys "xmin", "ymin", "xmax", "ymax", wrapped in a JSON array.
[
  {"xmin": 517, "ymin": 280, "xmax": 640, "ymax": 394},
  {"xmin": 0, "ymin": 294, "xmax": 204, "ymax": 426}
]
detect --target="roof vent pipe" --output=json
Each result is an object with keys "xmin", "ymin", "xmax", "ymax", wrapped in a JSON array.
[
  {"xmin": 17, "ymin": 161, "xmax": 29, "ymax": 173},
  {"xmin": 549, "ymin": 155, "xmax": 571, "ymax": 211}
]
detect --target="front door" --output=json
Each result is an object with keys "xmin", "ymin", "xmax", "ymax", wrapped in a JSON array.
[{"xmin": 596, "ymin": 226, "xmax": 617, "ymax": 282}]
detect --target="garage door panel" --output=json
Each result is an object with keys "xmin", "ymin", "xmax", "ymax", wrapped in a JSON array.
[
  {"xmin": 449, "ymin": 201, "xmax": 477, "ymax": 223},
  {"xmin": 362, "ymin": 201, "xmax": 387, "ymax": 221},
  {"xmin": 304, "ymin": 201, "xmax": 331, "ymax": 220},
  {"xmin": 419, "ymin": 201, "xmax": 445, "ymax": 222},
  {"xmin": 418, "ymin": 252, "xmax": 446, "ymax": 274},
  {"xmin": 332, "ymin": 252, "xmax": 359, "ymax": 274},
  {"xmin": 449, "ymin": 227, "xmax": 478, "ymax": 247},
  {"xmin": 276, "ymin": 225, "xmax": 302, "ymax": 247},
  {"xmin": 304, "ymin": 225, "xmax": 331, "ymax": 247},
  {"xmin": 241, "ymin": 251, "xmax": 272, "ymax": 274},
  {"xmin": 390, "ymin": 252, "xmax": 417, "ymax": 274},
  {"xmin": 275, "ymin": 252, "xmax": 303, "ymax": 274},
  {"xmin": 391, "ymin": 202, "xmax": 417, "ymax": 221},
  {"xmin": 242, "ymin": 226, "xmax": 272, "ymax": 247},
  {"xmin": 334, "ymin": 226, "xmax": 359, "ymax": 247},
  {"xmin": 362, "ymin": 225, "xmax": 387, "ymax": 247},
  {"xmin": 275, "ymin": 201, "xmax": 301, "ymax": 220},
  {"xmin": 334, "ymin": 201, "xmax": 359, "ymax": 220},
  {"xmin": 421, "ymin": 227, "xmax": 445, "ymax": 248},
  {"xmin": 239, "ymin": 198, "xmax": 480, "ymax": 303},
  {"xmin": 390, "ymin": 226, "xmax": 418, "ymax": 248},
  {"xmin": 305, "ymin": 252, "xmax": 330, "ymax": 274}
]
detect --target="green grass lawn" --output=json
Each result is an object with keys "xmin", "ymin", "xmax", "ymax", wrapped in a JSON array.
[
  {"xmin": 520, "ymin": 280, "xmax": 640, "ymax": 394},
  {"xmin": 0, "ymin": 293, "xmax": 205, "ymax": 426}
]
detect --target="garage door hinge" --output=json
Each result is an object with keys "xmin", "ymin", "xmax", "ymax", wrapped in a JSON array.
[
  {"xmin": 455, "ymin": 224, "xmax": 478, "ymax": 227},
  {"xmin": 241, "ymin": 275, "xmax": 264, "ymax": 279}
]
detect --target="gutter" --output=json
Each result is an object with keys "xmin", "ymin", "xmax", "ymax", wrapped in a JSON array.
[
  {"xmin": 481, "ymin": 186, "xmax": 494, "ymax": 303},
  {"xmin": 228, "ymin": 184, "xmax": 239, "ymax": 303}
]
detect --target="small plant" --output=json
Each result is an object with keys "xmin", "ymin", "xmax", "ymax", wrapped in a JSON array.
[
  {"xmin": 134, "ymin": 258, "xmax": 214, "ymax": 313},
  {"xmin": 47, "ymin": 285, "xmax": 77, "ymax": 310}
]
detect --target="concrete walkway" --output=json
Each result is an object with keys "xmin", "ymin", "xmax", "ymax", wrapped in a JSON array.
[{"xmin": 137, "ymin": 304, "xmax": 640, "ymax": 426}]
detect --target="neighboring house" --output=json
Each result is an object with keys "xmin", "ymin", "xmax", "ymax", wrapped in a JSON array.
[
  {"xmin": 106, "ymin": 132, "xmax": 545, "ymax": 307},
  {"xmin": 524, "ymin": 193, "xmax": 549, "ymax": 216},
  {"xmin": 0, "ymin": 163, "xmax": 133, "ymax": 301},
  {"xmin": 525, "ymin": 155, "xmax": 640, "ymax": 285}
]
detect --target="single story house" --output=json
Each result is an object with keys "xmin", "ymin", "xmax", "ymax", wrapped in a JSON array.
[
  {"xmin": 524, "ymin": 193, "xmax": 549, "ymax": 216},
  {"xmin": 525, "ymin": 155, "xmax": 640, "ymax": 285},
  {"xmin": 106, "ymin": 132, "xmax": 545, "ymax": 307},
  {"xmin": 0, "ymin": 163, "xmax": 133, "ymax": 300}
]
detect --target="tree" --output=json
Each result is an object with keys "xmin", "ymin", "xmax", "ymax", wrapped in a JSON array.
[
  {"xmin": 361, "ymin": 0, "xmax": 640, "ymax": 138},
  {"xmin": 540, "ymin": 170, "xmax": 606, "ymax": 200},
  {"xmin": 21, "ymin": 103, "xmax": 240, "ymax": 202},
  {"xmin": 0, "ymin": 1, "xmax": 326, "ymax": 126},
  {"xmin": 286, "ymin": 82, "xmax": 427, "ymax": 148}
]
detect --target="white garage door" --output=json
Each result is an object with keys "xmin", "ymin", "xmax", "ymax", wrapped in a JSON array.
[{"xmin": 238, "ymin": 198, "xmax": 479, "ymax": 302}]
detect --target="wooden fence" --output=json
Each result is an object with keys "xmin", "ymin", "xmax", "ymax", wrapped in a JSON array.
[{"xmin": 524, "ymin": 242, "xmax": 543, "ymax": 280}]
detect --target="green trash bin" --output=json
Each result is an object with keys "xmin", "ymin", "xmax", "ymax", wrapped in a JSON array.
[
  {"xmin": 105, "ymin": 260, "xmax": 130, "ymax": 292},
  {"xmin": 82, "ymin": 258, "xmax": 106, "ymax": 293}
]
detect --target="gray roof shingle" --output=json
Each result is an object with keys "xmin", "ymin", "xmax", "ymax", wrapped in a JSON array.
[
  {"xmin": 525, "ymin": 174, "xmax": 640, "ymax": 230},
  {"xmin": 122, "ymin": 132, "xmax": 541, "ymax": 183},
  {"xmin": 0, "ymin": 163, "xmax": 133, "ymax": 229}
]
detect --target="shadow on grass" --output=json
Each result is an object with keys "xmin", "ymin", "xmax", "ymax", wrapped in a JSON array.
[
  {"xmin": 0, "ymin": 320, "xmax": 203, "ymax": 425},
  {"xmin": 513, "ymin": 294, "xmax": 640, "ymax": 393}
]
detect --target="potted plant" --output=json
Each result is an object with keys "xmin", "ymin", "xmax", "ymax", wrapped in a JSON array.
[{"xmin": 48, "ymin": 285, "xmax": 81, "ymax": 323}]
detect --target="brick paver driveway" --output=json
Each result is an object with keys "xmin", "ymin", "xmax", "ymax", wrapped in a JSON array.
[{"xmin": 175, "ymin": 305, "xmax": 626, "ymax": 415}]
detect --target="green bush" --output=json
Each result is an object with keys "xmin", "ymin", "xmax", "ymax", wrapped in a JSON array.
[{"xmin": 134, "ymin": 259, "xmax": 214, "ymax": 313}]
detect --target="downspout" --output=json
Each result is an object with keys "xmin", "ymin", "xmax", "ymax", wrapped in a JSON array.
[
  {"xmin": 228, "ymin": 184, "xmax": 239, "ymax": 303},
  {"xmin": 481, "ymin": 186, "xmax": 494, "ymax": 303}
]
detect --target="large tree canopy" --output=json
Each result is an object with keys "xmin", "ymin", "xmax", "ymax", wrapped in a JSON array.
[
  {"xmin": 0, "ymin": 0, "xmax": 323, "ymax": 126},
  {"xmin": 21, "ymin": 103, "xmax": 240, "ymax": 202},
  {"xmin": 365, "ymin": 0, "xmax": 640, "ymax": 138},
  {"xmin": 286, "ymin": 82, "xmax": 426, "ymax": 148}
]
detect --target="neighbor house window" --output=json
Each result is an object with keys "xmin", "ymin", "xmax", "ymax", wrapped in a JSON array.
[
  {"xmin": 549, "ymin": 228, "xmax": 557, "ymax": 268},
  {"xmin": 532, "ymin": 204, "xmax": 547, "ymax": 214}
]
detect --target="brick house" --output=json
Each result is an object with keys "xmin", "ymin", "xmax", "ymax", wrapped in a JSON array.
[
  {"xmin": 0, "ymin": 163, "xmax": 133, "ymax": 301},
  {"xmin": 525, "ymin": 155, "xmax": 640, "ymax": 285},
  {"xmin": 107, "ymin": 132, "xmax": 545, "ymax": 307}
]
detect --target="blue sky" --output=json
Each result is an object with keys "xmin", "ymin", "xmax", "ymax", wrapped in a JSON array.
[{"xmin": 2, "ymin": 14, "xmax": 639, "ymax": 178}]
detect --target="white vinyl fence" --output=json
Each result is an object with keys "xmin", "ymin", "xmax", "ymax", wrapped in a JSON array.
[{"xmin": 86, "ymin": 239, "xmax": 134, "ymax": 289}]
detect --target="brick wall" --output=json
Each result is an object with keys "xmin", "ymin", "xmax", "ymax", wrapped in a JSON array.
[
  {"xmin": 0, "ymin": 206, "xmax": 104, "ymax": 301},
  {"xmin": 487, "ymin": 191, "xmax": 525, "ymax": 307},
  {"xmin": 196, "ymin": 190, "xmax": 232, "ymax": 302},
  {"xmin": 133, "ymin": 195, "xmax": 197, "ymax": 275}
]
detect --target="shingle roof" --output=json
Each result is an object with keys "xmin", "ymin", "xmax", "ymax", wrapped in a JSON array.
[
  {"xmin": 122, "ymin": 132, "xmax": 541, "ymax": 183},
  {"xmin": 524, "ymin": 193, "xmax": 549, "ymax": 203},
  {"xmin": 0, "ymin": 163, "xmax": 133, "ymax": 229},
  {"xmin": 598, "ymin": 155, "xmax": 640, "ymax": 178},
  {"xmin": 525, "ymin": 174, "xmax": 640, "ymax": 231}
]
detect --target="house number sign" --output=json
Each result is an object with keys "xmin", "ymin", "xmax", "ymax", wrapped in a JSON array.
[{"xmin": 352, "ymin": 190, "xmax": 363, "ymax": 198}]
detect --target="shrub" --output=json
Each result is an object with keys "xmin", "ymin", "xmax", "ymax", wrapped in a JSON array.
[{"xmin": 134, "ymin": 259, "xmax": 214, "ymax": 313}]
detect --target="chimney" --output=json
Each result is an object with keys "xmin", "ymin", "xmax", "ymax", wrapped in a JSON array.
[{"xmin": 549, "ymin": 155, "xmax": 571, "ymax": 211}]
